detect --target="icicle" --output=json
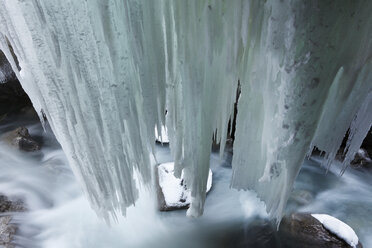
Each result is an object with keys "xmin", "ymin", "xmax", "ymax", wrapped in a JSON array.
[
  {"xmin": 341, "ymin": 92, "xmax": 372, "ymax": 174},
  {"xmin": 0, "ymin": 0, "xmax": 157, "ymax": 221}
]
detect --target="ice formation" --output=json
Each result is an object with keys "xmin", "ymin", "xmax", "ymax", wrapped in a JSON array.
[
  {"xmin": 155, "ymin": 126, "xmax": 169, "ymax": 144},
  {"xmin": 312, "ymin": 214, "xmax": 359, "ymax": 248},
  {"xmin": 0, "ymin": 1, "xmax": 371, "ymax": 223}
]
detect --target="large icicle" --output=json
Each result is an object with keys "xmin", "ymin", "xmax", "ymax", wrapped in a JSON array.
[
  {"xmin": 0, "ymin": 0, "xmax": 371, "ymax": 223},
  {"xmin": 160, "ymin": 1, "xmax": 239, "ymax": 216},
  {"xmin": 0, "ymin": 0, "xmax": 159, "ymax": 221},
  {"xmin": 231, "ymin": 1, "xmax": 372, "ymax": 222}
]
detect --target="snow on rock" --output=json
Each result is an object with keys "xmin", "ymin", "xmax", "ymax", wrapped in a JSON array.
[
  {"xmin": 311, "ymin": 214, "xmax": 359, "ymax": 248},
  {"xmin": 155, "ymin": 126, "xmax": 169, "ymax": 144},
  {"xmin": 157, "ymin": 162, "xmax": 212, "ymax": 211}
]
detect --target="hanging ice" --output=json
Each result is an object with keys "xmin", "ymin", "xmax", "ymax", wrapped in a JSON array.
[{"xmin": 0, "ymin": 0, "xmax": 371, "ymax": 223}]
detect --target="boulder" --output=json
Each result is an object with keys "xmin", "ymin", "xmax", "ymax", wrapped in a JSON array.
[
  {"xmin": 278, "ymin": 213, "xmax": 363, "ymax": 248},
  {"xmin": 0, "ymin": 195, "xmax": 25, "ymax": 213},
  {"xmin": 2, "ymin": 127, "xmax": 41, "ymax": 151}
]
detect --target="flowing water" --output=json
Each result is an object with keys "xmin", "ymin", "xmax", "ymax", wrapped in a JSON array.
[{"xmin": 0, "ymin": 114, "xmax": 371, "ymax": 248}]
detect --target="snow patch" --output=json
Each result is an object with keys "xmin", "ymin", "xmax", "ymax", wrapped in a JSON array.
[{"xmin": 312, "ymin": 214, "xmax": 359, "ymax": 248}]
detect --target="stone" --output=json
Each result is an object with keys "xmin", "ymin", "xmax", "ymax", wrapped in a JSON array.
[
  {"xmin": 0, "ymin": 216, "xmax": 16, "ymax": 248},
  {"xmin": 0, "ymin": 195, "xmax": 25, "ymax": 213},
  {"xmin": 0, "ymin": 195, "xmax": 25, "ymax": 248},
  {"xmin": 2, "ymin": 127, "xmax": 41, "ymax": 152}
]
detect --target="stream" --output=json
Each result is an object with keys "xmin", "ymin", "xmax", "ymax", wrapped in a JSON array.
[{"xmin": 0, "ymin": 115, "xmax": 371, "ymax": 248}]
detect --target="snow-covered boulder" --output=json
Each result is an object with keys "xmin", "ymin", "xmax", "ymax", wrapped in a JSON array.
[
  {"xmin": 156, "ymin": 162, "xmax": 212, "ymax": 211},
  {"xmin": 279, "ymin": 213, "xmax": 362, "ymax": 248},
  {"xmin": 311, "ymin": 214, "xmax": 359, "ymax": 248}
]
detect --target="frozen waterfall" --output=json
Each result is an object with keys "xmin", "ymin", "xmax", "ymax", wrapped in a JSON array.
[{"xmin": 0, "ymin": 0, "xmax": 371, "ymax": 223}]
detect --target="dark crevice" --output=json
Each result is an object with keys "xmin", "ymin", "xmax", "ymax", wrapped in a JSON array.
[{"xmin": 0, "ymin": 49, "xmax": 33, "ymax": 121}]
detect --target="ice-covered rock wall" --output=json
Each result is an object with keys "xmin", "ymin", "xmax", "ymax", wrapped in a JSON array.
[{"xmin": 0, "ymin": 0, "xmax": 371, "ymax": 223}]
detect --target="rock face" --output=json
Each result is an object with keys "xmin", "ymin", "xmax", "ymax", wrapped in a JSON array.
[
  {"xmin": 3, "ymin": 127, "xmax": 41, "ymax": 151},
  {"xmin": 0, "ymin": 81, "xmax": 32, "ymax": 119},
  {"xmin": 0, "ymin": 50, "xmax": 32, "ymax": 120},
  {"xmin": 0, "ymin": 195, "xmax": 25, "ymax": 248},
  {"xmin": 156, "ymin": 162, "xmax": 212, "ymax": 211},
  {"xmin": 278, "ymin": 213, "xmax": 363, "ymax": 248}
]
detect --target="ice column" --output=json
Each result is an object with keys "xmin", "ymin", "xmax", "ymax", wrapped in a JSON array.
[
  {"xmin": 232, "ymin": 0, "xmax": 372, "ymax": 222},
  {"xmin": 0, "ymin": 0, "xmax": 160, "ymax": 221}
]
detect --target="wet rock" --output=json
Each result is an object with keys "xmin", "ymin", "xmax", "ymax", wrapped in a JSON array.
[
  {"xmin": 0, "ymin": 195, "xmax": 25, "ymax": 213},
  {"xmin": 3, "ymin": 127, "xmax": 41, "ymax": 151},
  {"xmin": 278, "ymin": 213, "xmax": 363, "ymax": 248},
  {"xmin": 156, "ymin": 162, "xmax": 212, "ymax": 211},
  {"xmin": 0, "ymin": 195, "xmax": 25, "ymax": 248},
  {"xmin": 0, "ymin": 216, "xmax": 16, "ymax": 248}
]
